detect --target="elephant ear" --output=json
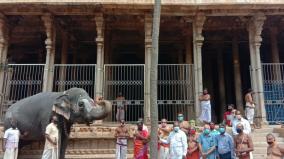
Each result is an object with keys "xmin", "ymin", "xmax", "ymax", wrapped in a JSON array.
[{"xmin": 52, "ymin": 92, "xmax": 71, "ymax": 120}]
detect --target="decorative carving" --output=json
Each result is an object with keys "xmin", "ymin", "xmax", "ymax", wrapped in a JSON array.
[
  {"xmin": 95, "ymin": 13, "xmax": 104, "ymax": 44},
  {"xmin": 41, "ymin": 13, "xmax": 54, "ymax": 49},
  {"xmin": 144, "ymin": 14, "xmax": 152, "ymax": 46},
  {"xmin": 194, "ymin": 13, "xmax": 206, "ymax": 43}
]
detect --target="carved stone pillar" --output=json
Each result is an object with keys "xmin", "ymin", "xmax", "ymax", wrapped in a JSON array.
[
  {"xmin": 218, "ymin": 49, "xmax": 226, "ymax": 119},
  {"xmin": 248, "ymin": 14, "xmax": 267, "ymax": 126},
  {"xmin": 42, "ymin": 14, "xmax": 56, "ymax": 92},
  {"xmin": 144, "ymin": 14, "xmax": 152, "ymax": 122},
  {"xmin": 193, "ymin": 13, "xmax": 206, "ymax": 120},
  {"xmin": 59, "ymin": 31, "xmax": 68, "ymax": 91},
  {"xmin": 95, "ymin": 14, "xmax": 104, "ymax": 98},
  {"xmin": 232, "ymin": 35, "xmax": 243, "ymax": 113},
  {"xmin": 0, "ymin": 14, "xmax": 9, "ymax": 102},
  {"xmin": 270, "ymin": 27, "xmax": 280, "ymax": 63}
]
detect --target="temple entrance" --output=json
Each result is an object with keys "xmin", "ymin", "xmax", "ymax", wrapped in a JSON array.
[{"xmin": 202, "ymin": 28, "xmax": 252, "ymax": 123}]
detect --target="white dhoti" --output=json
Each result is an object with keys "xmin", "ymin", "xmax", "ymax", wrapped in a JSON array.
[
  {"xmin": 245, "ymin": 106, "xmax": 255, "ymax": 124},
  {"xmin": 158, "ymin": 145, "xmax": 169, "ymax": 159},
  {"xmin": 199, "ymin": 100, "xmax": 211, "ymax": 123},
  {"xmin": 41, "ymin": 148, "xmax": 58, "ymax": 159},
  {"xmin": 169, "ymin": 146, "xmax": 184, "ymax": 159},
  {"xmin": 116, "ymin": 138, "xmax": 127, "ymax": 159},
  {"xmin": 3, "ymin": 148, "xmax": 18, "ymax": 159}
]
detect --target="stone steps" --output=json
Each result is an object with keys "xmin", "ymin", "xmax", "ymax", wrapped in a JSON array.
[{"xmin": 251, "ymin": 126, "xmax": 284, "ymax": 159}]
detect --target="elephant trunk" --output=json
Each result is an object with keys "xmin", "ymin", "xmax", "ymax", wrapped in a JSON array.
[{"xmin": 86, "ymin": 100, "xmax": 112, "ymax": 121}]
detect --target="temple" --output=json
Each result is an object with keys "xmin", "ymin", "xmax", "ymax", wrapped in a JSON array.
[{"xmin": 0, "ymin": 0, "xmax": 283, "ymax": 158}]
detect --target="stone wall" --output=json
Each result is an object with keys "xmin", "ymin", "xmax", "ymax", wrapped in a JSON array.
[{"xmin": 0, "ymin": 124, "xmax": 137, "ymax": 159}]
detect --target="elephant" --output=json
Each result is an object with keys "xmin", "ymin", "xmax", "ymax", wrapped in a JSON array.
[{"xmin": 3, "ymin": 87, "xmax": 112, "ymax": 159}]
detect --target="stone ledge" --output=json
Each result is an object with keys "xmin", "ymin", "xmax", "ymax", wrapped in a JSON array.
[{"xmin": 0, "ymin": 0, "xmax": 283, "ymax": 5}]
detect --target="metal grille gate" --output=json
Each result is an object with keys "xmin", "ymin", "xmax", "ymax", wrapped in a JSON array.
[
  {"xmin": 104, "ymin": 64, "xmax": 144, "ymax": 122},
  {"xmin": 158, "ymin": 64, "xmax": 194, "ymax": 121},
  {"xmin": 262, "ymin": 63, "xmax": 284, "ymax": 123},
  {"xmin": 53, "ymin": 64, "xmax": 96, "ymax": 97},
  {"xmin": 0, "ymin": 64, "xmax": 45, "ymax": 119}
]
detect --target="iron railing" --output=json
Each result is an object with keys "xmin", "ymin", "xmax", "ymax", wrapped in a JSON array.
[
  {"xmin": 0, "ymin": 64, "xmax": 45, "ymax": 120},
  {"xmin": 53, "ymin": 64, "xmax": 96, "ymax": 98},
  {"xmin": 262, "ymin": 63, "xmax": 284, "ymax": 123}
]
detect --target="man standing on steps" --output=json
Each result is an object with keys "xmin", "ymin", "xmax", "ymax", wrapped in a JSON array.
[
  {"xmin": 266, "ymin": 133, "xmax": 284, "ymax": 159},
  {"xmin": 234, "ymin": 123, "xmax": 254, "ymax": 159},
  {"xmin": 244, "ymin": 89, "xmax": 256, "ymax": 129},
  {"xmin": 115, "ymin": 120, "xmax": 130, "ymax": 159}
]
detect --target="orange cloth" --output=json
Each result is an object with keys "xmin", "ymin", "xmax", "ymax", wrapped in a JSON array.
[
  {"xmin": 186, "ymin": 149, "xmax": 199, "ymax": 159},
  {"xmin": 134, "ymin": 130, "xmax": 149, "ymax": 159}
]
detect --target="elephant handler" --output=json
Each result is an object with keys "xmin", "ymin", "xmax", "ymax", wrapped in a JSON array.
[
  {"xmin": 115, "ymin": 119, "xmax": 130, "ymax": 159},
  {"xmin": 42, "ymin": 115, "xmax": 59, "ymax": 159},
  {"xmin": 3, "ymin": 120, "xmax": 28, "ymax": 159}
]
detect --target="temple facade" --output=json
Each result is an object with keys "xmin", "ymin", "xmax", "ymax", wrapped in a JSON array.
[
  {"xmin": 0, "ymin": 0, "xmax": 284, "ymax": 158},
  {"xmin": 0, "ymin": 0, "xmax": 283, "ymax": 124}
]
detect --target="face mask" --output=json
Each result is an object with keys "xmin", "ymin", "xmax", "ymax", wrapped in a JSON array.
[
  {"xmin": 178, "ymin": 116, "xmax": 184, "ymax": 122},
  {"xmin": 219, "ymin": 128, "xmax": 225, "ymax": 134},
  {"xmin": 190, "ymin": 129, "xmax": 196, "ymax": 135},
  {"xmin": 236, "ymin": 128, "xmax": 242, "ymax": 133},
  {"xmin": 174, "ymin": 127, "xmax": 179, "ymax": 132},
  {"xmin": 204, "ymin": 128, "xmax": 210, "ymax": 135}
]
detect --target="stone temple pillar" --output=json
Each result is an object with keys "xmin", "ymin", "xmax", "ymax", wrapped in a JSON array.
[
  {"xmin": 248, "ymin": 14, "xmax": 268, "ymax": 126},
  {"xmin": 59, "ymin": 31, "xmax": 68, "ymax": 91},
  {"xmin": 270, "ymin": 27, "xmax": 280, "ymax": 63},
  {"xmin": 0, "ymin": 14, "xmax": 9, "ymax": 104},
  {"xmin": 217, "ymin": 49, "xmax": 226, "ymax": 119},
  {"xmin": 193, "ymin": 13, "xmax": 206, "ymax": 121},
  {"xmin": 144, "ymin": 14, "xmax": 152, "ymax": 123},
  {"xmin": 95, "ymin": 14, "xmax": 104, "ymax": 98},
  {"xmin": 42, "ymin": 14, "xmax": 56, "ymax": 92},
  {"xmin": 232, "ymin": 35, "xmax": 244, "ymax": 113}
]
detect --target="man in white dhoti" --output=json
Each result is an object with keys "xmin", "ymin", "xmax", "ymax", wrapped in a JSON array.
[
  {"xmin": 3, "ymin": 120, "xmax": 22, "ymax": 159},
  {"xmin": 115, "ymin": 120, "xmax": 130, "ymax": 159},
  {"xmin": 244, "ymin": 89, "xmax": 256, "ymax": 129},
  {"xmin": 116, "ymin": 92, "xmax": 126, "ymax": 121},
  {"xmin": 160, "ymin": 122, "xmax": 188, "ymax": 159},
  {"xmin": 41, "ymin": 115, "xmax": 59, "ymax": 159},
  {"xmin": 199, "ymin": 88, "xmax": 211, "ymax": 124}
]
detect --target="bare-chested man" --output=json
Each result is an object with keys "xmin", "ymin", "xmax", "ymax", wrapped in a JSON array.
[
  {"xmin": 266, "ymin": 133, "xmax": 284, "ymax": 159},
  {"xmin": 199, "ymin": 88, "xmax": 211, "ymax": 124},
  {"xmin": 115, "ymin": 120, "xmax": 130, "ymax": 159},
  {"xmin": 245, "ymin": 89, "xmax": 256, "ymax": 128},
  {"xmin": 234, "ymin": 123, "xmax": 254, "ymax": 159}
]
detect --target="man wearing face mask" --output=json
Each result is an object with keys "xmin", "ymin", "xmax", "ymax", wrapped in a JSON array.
[
  {"xmin": 197, "ymin": 124, "xmax": 216, "ymax": 159},
  {"xmin": 232, "ymin": 111, "xmax": 251, "ymax": 136},
  {"xmin": 42, "ymin": 115, "xmax": 59, "ymax": 159},
  {"xmin": 160, "ymin": 121, "xmax": 188, "ymax": 159},
  {"xmin": 215, "ymin": 124, "xmax": 234, "ymax": 159},
  {"xmin": 234, "ymin": 123, "xmax": 253, "ymax": 159},
  {"xmin": 177, "ymin": 113, "xmax": 190, "ymax": 134},
  {"xmin": 223, "ymin": 105, "xmax": 234, "ymax": 126},
  {"xmin": 115, "ymin": 120, "xmax": 130, "ymax": 159},
  {"xmin": 209, "ymin": 122, "xmax": 220, "ymax": 136},
  {"xmin": 3, "ymin": 120, "xmax": 28, "ymax": 159},
  {"xmin": 266, "ymin": 133, "xmax": 284, "ymax": 159}
]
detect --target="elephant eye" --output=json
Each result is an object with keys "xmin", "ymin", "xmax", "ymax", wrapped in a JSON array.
[{"xmin": 78, "ymin": 101, "xmax": 84, "ymax": 109}]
